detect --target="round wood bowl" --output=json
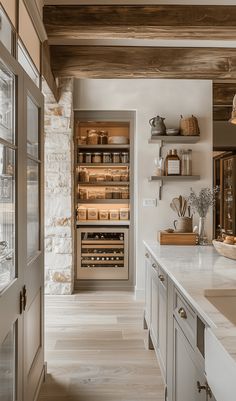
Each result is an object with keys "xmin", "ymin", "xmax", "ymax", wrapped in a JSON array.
[{"xmin": 212, "ymin": 239, "xmax": 236, "ymax": 260}]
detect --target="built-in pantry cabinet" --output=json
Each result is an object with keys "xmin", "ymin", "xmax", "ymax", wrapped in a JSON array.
[{"xmin": 144, "ymin": 250, "xmax": 216, "ymax": 401}]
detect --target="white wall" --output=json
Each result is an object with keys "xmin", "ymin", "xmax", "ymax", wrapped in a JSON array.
[{"xmin": 74, "ymin": 79, "xmax": 213, "ymax": 298}]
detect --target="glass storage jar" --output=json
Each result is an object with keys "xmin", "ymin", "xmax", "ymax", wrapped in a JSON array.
[
  {"xmin": 87, "ymin": 208, "xmax": 98, "ymax": 220},
  {"xmin": 112, "ymin": 171, "xmax": 121, "ymax": 181},
  {"xmin": 89, "ymin": 173, "xmax": 97, "ymax": 183},
  {"xmin": 105, "ymin": 187, "xmax": 113, "ymax": 199},
  {"xmin": 121, "ymin": 187, "xmax": 129, "ymax": 199},
  {"xmin": 77, "ymin": 152, "xmax": 84, "ymax": 163},
  {"xmin": 112, "ymin": 187, "xmax": 121, "ymax": 199},
  {"xmin": 88, "ymin": 190, "xmax": 97, "ymax": 200},
  {"xmin": 105, "ymin": 169, "xmax": 112, "ymax": 181},
  {"xmin": 112, "ymin": 153, "xmax": 121, "ymax": 163},
  {"xmin": 79, "ymin": 168, "xmax": 89, "ymax": 183},
  {"xmin": 120, "ymin": 171, "xmax": 129, "ymax": 182},
  {"xmin": 87, "ymin": 129, "xmax": 98, "ymax": 145},
  {"xmin": 98, "ymin": 130, "xmax": 108, "ymax": 144},
  {"xmin": 120, "ymin": 208, "xmax": 129, "ymax": 220},
  {"xmin": 109, "ymin": 209, "xmax": 119, "ymax": 220},
  {"xmin": 79, "ymin": 188, "xmax": 88, "ymax": 200},
  {"xmin": 120, "ymin": 152, "xmax": 129, "ymax": 163},
  {"xmin": 92, "ymin": 153, "xmax": 102, "ymax": 163},
  {"xmin": 103, "ymin": 152, "xmax": 112, "ymax": 163},
  {"xmin": 77, "ymin": 207, "xmax": 87, "ymax": 220},
  {"xmin": 96, "ymin": 190, "xmax": 105, "ymax": 199},
  {"xmin": 85, "ymin": 153, "xmax": 92, "ymax": 163}
]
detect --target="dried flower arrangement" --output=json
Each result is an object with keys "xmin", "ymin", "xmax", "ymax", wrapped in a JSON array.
[{"xmin": 188, "ymin": 187, "xmax": 218, "ymax": 218}]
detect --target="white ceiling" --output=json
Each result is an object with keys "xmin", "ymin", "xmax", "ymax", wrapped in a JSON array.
[{"xmin": 44, "ymin": 0, "xmax": 236, "ymax": 5}]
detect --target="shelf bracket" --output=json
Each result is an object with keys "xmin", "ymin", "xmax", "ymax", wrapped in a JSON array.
[
  {"xmin": 159, "ymin": 140, "xmax": 163, "ymax": 158},
  {"xmin": 159, "ymin": 180, "xmax": 163, "ymax": 200}
]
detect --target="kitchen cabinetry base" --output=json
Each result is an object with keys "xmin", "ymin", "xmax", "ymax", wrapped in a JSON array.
[
  {"xmin": 147, "ymin": 330, "xmax": 154, "ymax": 350},
  {"xmin": 143, "ymin": 314, "xmax": 148, "ymax": 330}
]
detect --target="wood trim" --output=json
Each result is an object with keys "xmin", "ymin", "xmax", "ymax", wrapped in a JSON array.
[
  {"xmin": 43, "ymin": 5, "xmax": 236, "ymax": 42},
  {"xmin": 213, "ymin": 106, "xmax": 232, "ymax": 121},
  {"xmin": 213, "ymin": 82, "xmax": 236, "ymax": 106},
  {"xmin": 50, "ymin": 45, "xmax": 236, "ymax": 80},
  {"xmin": 42, "ymin": 41, "xmax": 58, "ymax": 101},
  {"xmin": 23, "ymin": 0, "xmax": 47, "ymax": 42}
]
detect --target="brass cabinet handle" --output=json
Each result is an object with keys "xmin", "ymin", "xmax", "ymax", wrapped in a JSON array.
[
  {"xmin": 145, "ymin": 253, "xmax": 149, "ymax": 258},
  {"xmin": 158, "ymin": 274, "xmax": 165, "ymax": 282},
  {"xmin": 152, "ymin": 263, "xmax": 157, "ymax": 269},
  {"xmin": 178, "ymin": 307, "xmax": 187, "ymax": 319}
]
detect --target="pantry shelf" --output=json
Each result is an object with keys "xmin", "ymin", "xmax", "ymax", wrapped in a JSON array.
[
  {"xmin": 77, "ymin": 220, "xmax": 130, "ymax": 226},
  {"xmin": 78, "ymin": 199, "xmax": 130, "ymax": 204},
  {"xmin": 77, "ymin": 144, "xmax": 130, "ymax": 149},
  {"xmin": 77, "ymin": 163, "xmax": 129, "ymax": 167},
  {"xmin": 78, "ymin": 181, "xmax": 130, "ymax": 186}
]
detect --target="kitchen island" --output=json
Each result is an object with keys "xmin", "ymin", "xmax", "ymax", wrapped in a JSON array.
[{"xmin": 144, "ymin": 241, "xmax": 236, "ymax": 401}]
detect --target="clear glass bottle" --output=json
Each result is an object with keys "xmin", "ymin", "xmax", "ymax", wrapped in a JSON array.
[
  {"xmin": 186, "ymin": 149, "xmax": 192, "ymax": 176},
  {"xmin": 165, "ymin": 149, "xmax": 181, "ymax": 176}
]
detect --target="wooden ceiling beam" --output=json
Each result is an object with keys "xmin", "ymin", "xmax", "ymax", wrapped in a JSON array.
[
  {"xmin": 43, "ymin": 5, "xmax": 236, "ymax": 42},
  {"xmin": 50, "ymin": 45, "xmax": 236, "ymax": 80}
]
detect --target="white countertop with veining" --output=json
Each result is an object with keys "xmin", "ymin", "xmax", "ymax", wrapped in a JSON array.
[{"xmin": 143, "ymin": 241, "xmax": 236, "ymax": 365}]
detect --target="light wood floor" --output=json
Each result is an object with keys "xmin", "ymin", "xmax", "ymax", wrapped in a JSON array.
[{"xmin": 38, "ymin": 291, "xmax": 164, "ymax": 401}]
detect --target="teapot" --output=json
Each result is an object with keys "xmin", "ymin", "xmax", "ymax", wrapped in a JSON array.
[{"xmin": 149, "ymin": 115, "xmax": 166, "ymax": 136}]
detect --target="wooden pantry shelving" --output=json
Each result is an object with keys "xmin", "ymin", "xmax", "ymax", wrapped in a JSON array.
[{"xmin": 74, "ymin": 110, "xmax": 135, "ymax": 288}]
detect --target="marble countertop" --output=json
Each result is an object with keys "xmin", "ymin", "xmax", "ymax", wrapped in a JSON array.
[{"xmin": 143, "ymin": 241, "xmax": 236, "ymax": 365}]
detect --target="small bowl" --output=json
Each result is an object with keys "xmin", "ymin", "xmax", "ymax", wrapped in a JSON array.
[
  {"xmin": 166, "ymin": 128, "xmax": 180, "ymax": 136},
  {"xmin": 212, "ymin": 239, "xmax": 236, "ymax": 260}
]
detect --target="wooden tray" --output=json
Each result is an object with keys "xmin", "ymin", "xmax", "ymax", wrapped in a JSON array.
[{"xmin": 158, "ymin": 231, "xmax": 198, "ymax": 245}]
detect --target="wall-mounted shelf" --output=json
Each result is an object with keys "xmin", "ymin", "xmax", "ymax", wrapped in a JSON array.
[
  {"xmin": 77, "ymin": 220, "xmax": 130, "ymax": 226},
  {"xmin": 77, "ymin": 163, "xmax": 129, "ymax": 167},
  {"xmin": 77, "ymin": 144, "xmax": 130, "ymax": 150},
  {"xmin": 149, "ymin": 175, "xmax": 200, "ymax": 200},
  {"xmin": 148, "ymin": 136, "xmax": 200, "ymax": 144},
  {"xmin": 78, "ymin": 199, "xmax": 130, "ymax": 204},
  {"xmin": 149, "ymin": 135, "xmax": 200, "ymax": 157},
  {"xmin": 78, "ymin": 181, "xmax": 129, "ymax": 186}
]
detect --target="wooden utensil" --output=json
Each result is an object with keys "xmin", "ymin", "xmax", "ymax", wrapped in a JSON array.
[{"xmin": 172, "ymin": 197, "xmax": 181, "ymax": 217}]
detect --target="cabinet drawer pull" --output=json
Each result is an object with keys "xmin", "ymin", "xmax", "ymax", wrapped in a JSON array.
[
  {"xmin": 178, "ymin": 307, "xmax": 187, "ymax": 319},
  {"xmin": 145, "ymin": 253, "xmax": 149, "ymax": 258},
  {"xmin": 152, "ymin": 263, "xmax": 156, "ymax": 269},
  {"xmin": 158, "ymin": 274, "xmax": 165, "ymax": 282}
]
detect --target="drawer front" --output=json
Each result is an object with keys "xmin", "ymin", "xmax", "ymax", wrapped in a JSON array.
[{"xmin": 174, "ymin": 289, "xmax": 196, "ymax": 348}]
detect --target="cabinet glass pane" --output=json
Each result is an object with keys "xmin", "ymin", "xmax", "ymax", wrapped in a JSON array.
[
  {"xmin": 0, "ymin": 7, "xmax": 13, "ymax": 54},
  {"xmin": 27, "ymin": 159, "xmax": 39, "ymax": 259},
  {"xmin": 0, "ymin": 59, "xmax": 14, "ymax": 144},
  {"xmin": 27, "ymin": 96, "xmax": 38, "ymax": 158},
  {"xmin": 0, "ymin": 145, "xmax": 15, "ymax": 293},
  {"xmin": 0, "ymin": 324, "xmax": 15, "ymax": 401},
  {"xmin": 223, "ymin": 158, "xmax": 234, "ymax": 235}
]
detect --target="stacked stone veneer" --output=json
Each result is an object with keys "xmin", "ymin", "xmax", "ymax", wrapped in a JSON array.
[{"xmin": 43, "ymin": 78, "xmax": 74, "ymax": 295}]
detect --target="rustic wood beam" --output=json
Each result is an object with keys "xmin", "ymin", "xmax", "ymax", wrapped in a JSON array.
[
  {"xmin": 43, "ymin": 5, "xmax": 236, "ymax": 42},
  {"xmin": 213, "ymin": 82, "xmax": 236, "ymax": 105},
  {"xmin": 42, "ymin": 41, "xmax": 59, "ymax": 101},
  {"xmin": 50, "ymin": 46, "xmax": 236, "ymax": 80}
]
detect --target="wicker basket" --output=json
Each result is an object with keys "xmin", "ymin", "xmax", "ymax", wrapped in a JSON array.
[{"xmin": 179, "ymin": 115, "xmax": 200, "ymax": 136}]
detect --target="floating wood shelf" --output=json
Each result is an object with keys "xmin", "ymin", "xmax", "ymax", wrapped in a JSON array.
[
  {"xmin": 148, "ymin": 136, "xmax": 200, "ymax": 144},
  {"xmin": 149, "ymin": 175, "xmax": 200, "ymax": 200},
  {"xmin": 77, "ymin": 220, "xmax": 130, "ymax": 226},
  {"xmin": 78, "ymin": 181, "xmax": 129, "ymax": 186},
  {"xmin": 78, "ymin": 199, "xmax": 130, "ymax": 204},
  {"xmin": 149, "ymin": 175, "xmax": 200, "ymax": 182},
  {"xmin": 77, "ymin": 144, "xmax": 130, "ymax": 149}
]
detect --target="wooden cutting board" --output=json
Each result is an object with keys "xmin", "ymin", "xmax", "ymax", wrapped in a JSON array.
[{"xmin": 158, "ymin": 231, "xmax": 198, "ymax": 245}]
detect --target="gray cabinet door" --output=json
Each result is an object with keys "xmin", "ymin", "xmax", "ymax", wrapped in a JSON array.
[
  {"xmin": 150, "ymin": 267, "xmax": 159, "ymax": 348},
  {"xmin": 158, "ymin": 280, "xmax": 167, "ymax": 377},
  {"xmin": 173, "ymin": 319, "xmax": 206, "ymax": 401},
  {"xmin": 144, "ymin": 254, "xmax": 151, "ymax": 327}
]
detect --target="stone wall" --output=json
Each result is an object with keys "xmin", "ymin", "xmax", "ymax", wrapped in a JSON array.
[{"xmin": 43, "ymin": 78, "xmax": 74, "ymax": 295}]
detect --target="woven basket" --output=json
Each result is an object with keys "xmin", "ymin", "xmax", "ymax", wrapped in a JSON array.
[{"xmin": 179, "ymin": 115, "xmax": 200, "ymax": 136}]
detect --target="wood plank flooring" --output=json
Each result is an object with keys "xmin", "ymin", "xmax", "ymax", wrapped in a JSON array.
[{"xmin": 38, "ymin": 291, "xmax": 164, "ymax": 401}]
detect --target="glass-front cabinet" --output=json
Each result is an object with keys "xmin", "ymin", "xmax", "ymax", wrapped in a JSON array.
[
  {"xmin": 0, "ymin": 59, "xmax": 15, "ymax": 294},
  {"xmin": 213, "ymin": 153, "xmax": 236, "ymax": 237}
]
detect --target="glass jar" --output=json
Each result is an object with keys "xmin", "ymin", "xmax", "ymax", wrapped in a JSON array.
[
  {"xmin": 105, "ymin": 187, "xmax": 113, "ymax": 199},
  {"xmin": 92, "ymin": 153, "xmax": 102, "ymax": 163},
  {"xmin": 112, "ymin": 187, "xmax": 121, "ymax": 199},
  {"xmin": 87, "ymin": 129, "xmax": 98, "ymax": 145},
  {"xmin": 79, "ymin": 168, "xmax": 89, "ymax": 183},
  {"xmin": 97, "ymin": 174, "xmax": 105, "ymax": 182},
  {"xmin": 96, "ymin": 190, "xmax": 105, "ymax": 199},
  {"xmin": 121, "ymin": 187, "xmax": 129, "ymax": 199},
  {"xmin": 120, "ymin": 171, "xmax": 129, "ymax": 182},
  {"xmin": 77, "ymin": 152, "xmax": 84, "ymax": 163},
  {"xmin": 78, "ymin": 136, "xmax": 87, "ymax": 145},
  {"xmin": 112, "ymin": 171, "xmax": 121, "ymax": 182},
  {"xmin": 85, "ymin": 153, "xmax": 92, "ymax": 163},
  {"xmin": 112, "ymin": 152, "xmax": 120, "ymax": 163},
  {"xmin": 99, "ymin": 209, "xmax": 109, "ymax": 220},
  {"xmin": 79, "ymin": 188, "xmax": 88, "ymax": 200},
  {"xmin": 103, "ymin": 152, "xmax": 112, "ymax": 163},
  {"xmin": 120, "ymin": 152, "xmax": 129, "ymax": 163},
  {"xmin": 77, "ymin": 207, "xmax": 87, "ymax": 220},
  {"xmin": 105, "ymin": 169, "xmax": 112, "ymax": 181},
  {"xmin": 89, "ymin": 173, "xmax": 97, "ymax": 183},
  {"xmin": 98, "ymin": 130, "xmax": 108, "ymax": 144},
  {"xmin": 120, "ymin": 208, "xmax": 129, "ymax": 220},
  {"xmin": 109, "ymin": 209, "xmax": 119, "ymax": 220},
  {"xmin": 88, "ymin": 190, "xmax": 96, "ymax": 200}
]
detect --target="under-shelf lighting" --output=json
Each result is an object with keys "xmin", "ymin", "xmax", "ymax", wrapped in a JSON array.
[{"xmin": 230, "ymin": 94, "xmax": 236, "ymax": 124}]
